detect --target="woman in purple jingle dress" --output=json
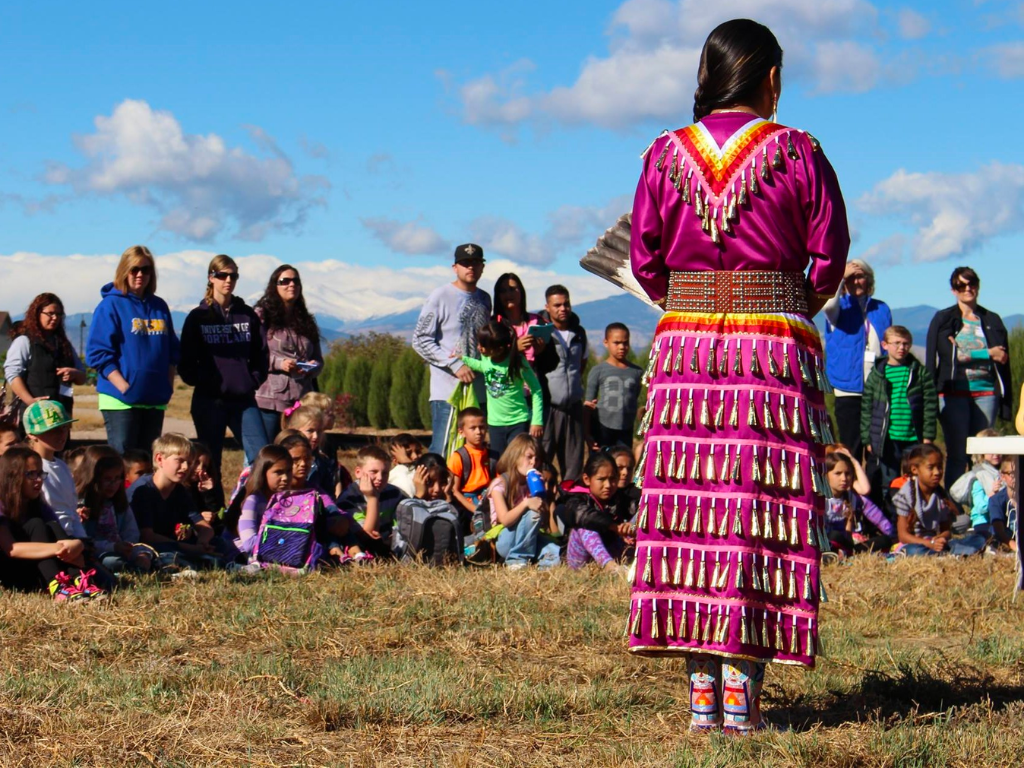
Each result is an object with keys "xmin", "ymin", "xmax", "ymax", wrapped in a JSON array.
[{"xmin": 627, "ymin": 19, "xmax": 850, "ymax": 733}]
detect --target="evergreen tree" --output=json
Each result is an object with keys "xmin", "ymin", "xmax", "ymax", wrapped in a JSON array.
[
  {"xmin": 342, "ymin": 355, "xmax": 373, "ymax": 426},
  {"xmin": 389, "ymin": 347, "xmax": 424, "ymax": 430},
  {"xmin": 418, "ymin": 365, "xmax": 432, "ymax": 431},
  {"xmin": 367, "ymin": 352, "xmax": 395, "ymax": 429}
]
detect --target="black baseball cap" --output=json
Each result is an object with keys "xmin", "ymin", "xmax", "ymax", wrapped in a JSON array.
[{"xmin": 454, "ymin": 243, "xmax": 485, "ymax": 264}]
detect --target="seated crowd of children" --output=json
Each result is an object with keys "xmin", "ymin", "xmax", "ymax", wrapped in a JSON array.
[{"xmin": 0, "ymin": 322, "xmax": 1017, "ymax": 604}]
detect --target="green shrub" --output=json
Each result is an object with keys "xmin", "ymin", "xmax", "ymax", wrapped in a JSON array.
[
  {"xmin": 390, "ymin": 347, "xmax": 425, "ymax": 430},
  {"xmin": 418, "ymin": 366, "xmax": 432, "ymax": 432},
  {"xmin": 367, "ymin": 353, "xmax": 395, "ymax": 429},
  {"xmin": 342, "ymin": 355, "xmax": 373, "ymax": 426}
]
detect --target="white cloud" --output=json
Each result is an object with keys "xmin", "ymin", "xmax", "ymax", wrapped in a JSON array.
[
  {"xmin": 897, "ymin": 8, "xmax": 930, "ymax": 40},
  {"xmin": 858, "ymin": 162, "xmax": 1024, "ymax": 262},
  {"xmin": 361, "ymin": 217, "xmax": 450, "ymax": 255},
  {"xmin": 452, "ymin": 0, "xmax": 903, "ymax": 131},
  {"xmin": 0, "ymin": 251, "xmax": 618, "ymax": 324},
  {"xmin": 44, "ymin": 99, "xmax": 329, "ymax": 242},
  {"xmin": 980, "ymin": 41, "xmax": 1024, "ymax": 78}
]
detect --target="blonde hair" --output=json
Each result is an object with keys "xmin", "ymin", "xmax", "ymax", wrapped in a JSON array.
[
  {"xmin": 971, "ymin": 427, "xmax": 1001, "ymax": 465},
  {"xmin": 113, "ymin": 245, "xmax": 157, "ymax": 296},
  {"xmin": 494, "ymin": 434, "xmax": 540, "ymax": 505},
  {"xmin": 283, "ymin": 405, "xmax": 324, "ymax": 431},
  {"xmin": 152, "ymin": 432, "xmax": 194, "ymax": 460},
  {"xmin": 300, "ymin": 392, "xmax": 333, "ymax": 414},
  {"xmin": 203, "ymin": 254, "xmax": 238, "ymax": 305},
  {"xmin": 842, "ymin": 258, "xmax": 875, "ymax": 297}
]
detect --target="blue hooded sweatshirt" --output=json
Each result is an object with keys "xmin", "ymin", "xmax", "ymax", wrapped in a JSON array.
[{"xmin": 86, "ymin": 283, "xmax": 180, "ymax": 407}]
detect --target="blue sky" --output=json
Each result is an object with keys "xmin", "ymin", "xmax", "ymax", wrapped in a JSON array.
[{"xmin": 1, "ymin": 0, "xmax": 1023, "ymax": 323}]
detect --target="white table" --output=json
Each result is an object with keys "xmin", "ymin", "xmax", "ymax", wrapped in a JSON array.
[{"xmin": 966, "ymin": 435, "xmax": 1023, "ymax": 591}]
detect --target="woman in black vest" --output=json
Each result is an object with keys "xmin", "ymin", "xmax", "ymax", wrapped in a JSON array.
[{"xmin": 4, "ymin": 294, "xmax": 85, "ymax": 416}]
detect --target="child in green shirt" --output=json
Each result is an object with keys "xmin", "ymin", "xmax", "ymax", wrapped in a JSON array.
[{"xmin": 462, "ymin": 320, "xmax": 544, "ymax": 456}]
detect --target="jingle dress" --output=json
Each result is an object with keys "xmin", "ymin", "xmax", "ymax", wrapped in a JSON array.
[{"xmin": 626, "ymin": 113, "xmax": 850, "ymax": 668}]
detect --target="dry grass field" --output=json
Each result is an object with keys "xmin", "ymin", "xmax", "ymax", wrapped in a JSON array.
[{"xmin": 1, "ymin": 554, "xmax": 1023, "ymax": 766}]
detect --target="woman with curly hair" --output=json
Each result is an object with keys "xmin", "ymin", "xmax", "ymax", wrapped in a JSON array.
[
  {"xmin": 4, "ymin": 293, "xmax": 86, "ymax": 416},
  {"xmin": 254, "ymin": 264, "xmax": 323, "ymax": 442}
]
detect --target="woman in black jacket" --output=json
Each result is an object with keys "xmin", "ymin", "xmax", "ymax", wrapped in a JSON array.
[
  {"xmin": 926, "ymin": 266, "xmax": 1011, "ymax": 479},
  {"xmin": 179, "ymin": 255, "xmax": 269, "ymax": 480}
]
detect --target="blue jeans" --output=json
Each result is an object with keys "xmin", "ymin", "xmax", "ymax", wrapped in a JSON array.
[
  {"xmin": 902, "ymin": 532, "xmax": 987, "ymax": 557},
  {"xmin": 429, "ymin": 400, "xmax": 453, "ymax": 456},
  {"xmin": 488, "ymin": 422, "xmax": 528, "ymax": 457},
  {"xmin": 191, "ymin": 394, "xmax": 268, "ymax": 476},
  {"xmin": 940, "ymin": 394, "xmax": 998, "ymax": 481},
  {"xmin": 497, "ymin": 509, "xmax": 542, "ymax": 565},
  {"xmin": 102, "ymin": 408, "xmax": 166, "ymax": 455},
  {"xmin": 258, "ymin": 408, "xmax": 283, "ymax": 444}
]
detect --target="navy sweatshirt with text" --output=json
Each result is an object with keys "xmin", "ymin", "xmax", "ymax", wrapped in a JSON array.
[{"xmin": 178, "ymin": 297, "xmax": 268, "ymax": 401}]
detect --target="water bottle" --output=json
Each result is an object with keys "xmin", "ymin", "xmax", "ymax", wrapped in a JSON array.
[{"xmin": 526, "ymin": 468, "xmax": 546, "ymax": 498}]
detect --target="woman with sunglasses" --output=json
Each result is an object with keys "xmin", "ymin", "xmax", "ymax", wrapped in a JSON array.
[
  {"xmin": 178, "ymin": 255, "xmax": 269, "ymax": 482},
  {"xmin": 253, "ymin": 265, "xmax": 323, "ymax": 441},
  {"xmin": 86, "ymin": 245, "xmax": 180, "ymax": 454},
  {"xmin": 5, "ymin": 293, "xmax": 86, "ymax": 417},
  {"xmin": 926, "ymin": 266, "xmax": 1011, "ymax": 479}
]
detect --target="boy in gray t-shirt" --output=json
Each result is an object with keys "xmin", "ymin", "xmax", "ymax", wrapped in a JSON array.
[{"xmin": 584, "ymin": 323, "xmax": 642, "ymax": 450}]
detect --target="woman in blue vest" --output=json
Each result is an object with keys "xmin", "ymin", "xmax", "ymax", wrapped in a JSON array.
[{"xmin": 823, "ymin": 260, "xmax": 892, "ymax": 461}]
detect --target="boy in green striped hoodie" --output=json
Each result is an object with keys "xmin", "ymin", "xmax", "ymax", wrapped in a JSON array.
[{"xmin": 861, "ymin": 325, "xmax": 938, "ymax": 494}]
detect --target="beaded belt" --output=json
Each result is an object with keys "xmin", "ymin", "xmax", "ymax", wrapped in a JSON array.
[{"xmin": 665, "ymin": 270, "xmax": 808, "ymax": 314}]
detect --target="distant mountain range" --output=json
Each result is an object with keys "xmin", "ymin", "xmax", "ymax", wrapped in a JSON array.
[{"xmin": 64, "ymin": 301, "xmax": 1024, "ymax": 355}]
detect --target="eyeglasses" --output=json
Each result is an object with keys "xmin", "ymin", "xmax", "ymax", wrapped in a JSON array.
[
  {"xmin": 276, "ymin": 276, "xmax": 300, "ymax": 286},
  {"xmin": 24, "ymin": 470, "xmax": 48, "ymax": 480},
  {"xmin": 129, "ymin": 266, "xmax": 153, "ymax": 276},
  {"xmin": 40, "ymin": 311, "xmax": 65, "ymax": 319},
  {"xmin": 211, "ymin": 271, "xmax": 239, "ymax": 281},
  {"xmin": 954, "ymin": 281, "xmax": 978, "ymax": 292}
]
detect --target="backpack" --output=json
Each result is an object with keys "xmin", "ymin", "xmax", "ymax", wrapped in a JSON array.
[
  {"xmin": 252, "ymin": 489, "xmax": 324, "ymax": 573},
  {"xmin": 392, "ymin": 499, "xmax": 464, "ymax": 566},
  {"xmin": 949, "ymin": 464, "xmax": 998, "ymax": 505}
]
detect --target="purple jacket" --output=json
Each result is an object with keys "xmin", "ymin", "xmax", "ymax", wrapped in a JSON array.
[
  {"xmin": 254, "ymin": 312, "xmax": 324, "ymax": 413},
  {"xmin": 825, "ymin": 491, "xmax": 894, "ymax": 536}
]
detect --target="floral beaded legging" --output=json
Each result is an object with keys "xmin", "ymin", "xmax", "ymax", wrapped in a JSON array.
[{"xmin": 688, "ymin": 655, "xmax": 766, "ymax": 732}]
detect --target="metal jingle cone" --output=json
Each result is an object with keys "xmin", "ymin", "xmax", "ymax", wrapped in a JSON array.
[
  {"xmin": 638, "ymin": 495, "xmax": 650, "ymax": 531},
  {"xmin": 703, "ymin": 607, "xmax": 714, "ymax": 644},
  {"xmin": 721, "ymin": 205, "xmax": 732, "ymax": 235},
  {"xmin": 728, "ymin": 192, "xmax": 738, "ymax": 222},
  {"xmin": 791, "ymin": 454, "xmax": 803, "ymax": 492},
  {"xmin": 670, "ymin": 495, "xmax": 680, "ymax": 532},
  {"xmin": 781, "ymin": 345, "xmax": 794, "ymax": 380},
  {"xmin": 751, "ymin": 165, "xmax": 760, "ymax": 195},
  {"xmin": 735, "ymin": 552, "xmax": 745, "ymax": 588},
  {"xmin": 650, "ymin": 600, "xmax": 660, "ymax": 639},
  {"xmin": 750, "ymin": 500, "xmax": 761, "ymax": 538},
  {"xmin": 786, "ymin": 132, "xmax": 799, "ymax": 160},
  {"xmin": 662, "ymin": 338, "xmax": 674, "ymax": 374},
  {"xmin": 627, "ymin": 556, "xmax": 638, "ymax": 586},
  {"xmin": 680, "ymin": 601, "xmax": 690, "ymax": 641},
  {"xmin": 666, "ymin": 600, "xmax": 676, "ymax": 639},
  {"xmin": 740, "ymin": 606, "xmax": 750, "ymax": 644},
  {"xmin": 682, "ymin": 170, "xmax": 692, "ymax": 204},
  {"xmin": 732, "ymin": 501, "xmax": 744, "ymax": 537},
  {"xmin": 641, "ymin": 546, "xmax": 654, "ymax": 585},
  {"xmin": 789, "ymin": 615, "xmax": 800, "ymax": 655},
  {"xmin": 719, "ymin": 338, "xmax": 729, "ymax": 377},
  {"xmin": 692, "ymin": 497, "xmax": 703, "ymax": 533},
  {"xmin": 751, "ymin": 447, "xmax": 762, "ymax": 483},
  {"xmin": 697, "ymin": 550, "xmax": 708, "ymax": 589},
  {"xmin": 730, "ymin": 448, "xmax": 742, "ymax": 483},
  {"xmin": 710, "ymin": 554, "xmax": 721, "ymax": 588},
  {"xmin": 774, "ymin": 614, "xmax": 785, "ymax": 650},
  {"xmin": 710, "ymin": 213, "xmax": 721, "ymax": 245},
  {"xmin": 630, "ymin": 602, "xmax": 643, "ymax": 636},
  {"xmin": 660, "ymin": 547, "xmax": 670, "ymax": 585},
  {"xmin": 668, "ymin": 151, "xmax": 678, "ymax": 184},
  {"xmin": 739, "ymin": 175, "xmax": 749, "ymax": 206},
  {"xmin": 760, "ymin": 610, "xmax": 770, "ymax": 648},
  {"xmin": 763, "ymin": 448, "xmax": 776, "ymax": 487},
  {"xmin": 633, "ymin": 444, "xmax": 648, "ymax": 488},
  {"xmin": 671, "ymin": 391, "xmax": 682, "ymax": 426},
  {"xmin": 717, "ymin": 505, "xmax": 730, "ymax": 538},
  {"xmin": 779, "ymin": 451, "xmax": 791, "ymax": 488},
  {"xmin": 751, "ymin": 555, "xmax": 762, "ymax": 592},
  {"xmin": 763, "ymin": 503, "xmax": 773, "ymax": 539},
  {"xmin": 778, "ymin": 395, "xmax": 790, "ymax": 433},
  {"xmin": 728, "ymin": 391, "xmax": 740, "ymax": 428},
  {"xmin": 707, "ymin": 498, "xmax": 717, "ymax": 534},
  {"xmin": 705, "ymin": 447, "xmax": 717, "ymax": 483},
  {"xmin": 655, "ymin": 143, "xmax": 670, "ymax": 171},
  {"xmin": 666, "ymin": 443, "xmax": 676, "ymax": 481},
  {"xmin": 642, "ymin": 338, "xmax": 660, "ymax": 387},
  {"xmin": 777, "ymin": 505, "xmax": 788, "ymax": 543},
  {"xmin": 684, "ymin": 550, "xmax": 696, "ymax": 587},
  {"xmin": 790, "ymin": 397, "xmax": 802, "ymax": 436},
  {"xmin": 772, "ymin": 142, "xmax": 784, "ymax": 169},
  {"xmin": 717, "ymin": 554, "xmax": 730, "ymax": 588},
  {"xmin": 694, "ymin": 189, "xmax": 704, "ymax": 218},
  {"xmin": 806, "ymin": 511, "xmax": 816, "ymax": 548},
  {"xmin": 808, "ymin": 619, "xmax": 816, "ymax": 657},
  {"xmin": 674, "ymin": 339, "xmax": 686, "ymax": 374},
  {"xmin": 654, "ymin": 442, "xmax": 664, "ymax": 479},
  {"xmin": 761, "ymin": 147, "xmax": 771, "ymax": 180},
  {"xmin": 762, "ymin": 561, "xmax": 772, "ymax": 596},
  {"xmin": 789, "ymin": 511, "xmax": 800, "ymax": 547},
  {"xmin": 799, "ymin": 352, "xmax": 814, "ymax": 385},
  {"xmin": 655, "ymin": 494, "xmax": 665, "ymax": 531},
  {"xmin": 689, "ymin": 444, "xmax": 702, "ymax": 482},
  {"xmin": 747, "ymin": 390, "xmax": 759, "ymax": 428},
  {"xmin": 675, "ymin": 444, "xmax": 688, "ymax": 481},
  {"xmin": 787, "ymin": 562, "xmax": 797, "ymax": 600},
  {"xmin": 691, "ymin": 604, "xmax": 701, "ymax": 641},
  {"xmin": 762, "ymin": 396, "xmax": 776, "ymax": 431},
  {"xmin": 803, "ymin": 564, "xmax": 813, "ymax": 600},
  {"xmin": 749, "ymin": 340, "xmax": 762, "ymax": 375},
  {"xmin": 690, "ymin": 339, "xmax": 701, "ymax": 373},
  {"xmin": 706, "ymin": 339, "xmax": 717, "ymax": 375},
  {"xmin": 721, "ymin": 445, "xmax": 731, "ymax": 481},
  {"xmin": 767, "ymin": 343, "xmax": 780, "ymax": 378},
  {"xmin": 683, "ymin": 388, "xmax": 695, "ymax": 427},
  {"xmin": 672, "ymin": 549, "xmax": 683, "ymax": 586},
  {"xmin": 808, "ymin": 406, "xmax": 822, "ymax": 442},
  {"xmin": 679, "ymin": 496, "xmax": 689, "ymax": 533},
  {"xmin": 658, "ymin": 391, "xmax": 672, "ymax": 426},
  {"xmin": 733, "ymin": 339, "xmax": 744, "ymax": 375},
  {"xmin": 699, "ymin": 391, "xmax": 711, "ymax": 427}
]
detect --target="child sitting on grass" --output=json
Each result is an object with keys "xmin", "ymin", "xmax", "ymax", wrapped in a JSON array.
[
  {"xmin": 234, "ymin": 445, "xmax": 293, "ymax": 556},
  {"xmin": 893, "ymin": 444, "xmax": 986, "ymax": 557},
  {"xmin": 823, "ymin": 450, "xmax": 893, "ymax": 559},
  {"xmin": 985, "ymin": 457, "xmax": 1018, "ymax": 551},
  {"xmin": 448, "ymin": 408, "xmax": 497, "ymax": 518},
  {"xmin": 393, "ymin": 453, "xmax": 463, "ymax": 565},
  {"xmin": 123, "ymin": 449, "xmax": 153, "ymax": 488},
  {"xmin": 23, "ymin": 400, "xmax": 86, "ymax": 540},
  {"xmin": 387, "ymin": 433, "xmax": 424, "ymax": 498},
  {"xmin": 950, "ymin": 428, "xmax": 1002, "ymax": 534},
  {"xmin": 562, "ymin": 452, "xmax": 636, "ymax": 570},
  {"xmin": 487, "ymin": 434, "xmax": 548, "ymax": 570},
  {"xmin": 184, "ymin": 442, "xmax": 225, "ymax": 533},
  {"xmin": 607, "ymin": 445, "xmax": 641, "ymax": 519},
  {"xmin": 339, "ymin": 445, "xmax": 405, "ymax": 560},
  {"xmin": 75, "ymin": 445, "xmax": 154, "ymax": 574},
  {"xmin": 0, "ymin": 446, "xmax": 102, "ymax": 601},
  {"xmin": 128, "ymin": 433, "xmax": 220, "ymax": 569}
]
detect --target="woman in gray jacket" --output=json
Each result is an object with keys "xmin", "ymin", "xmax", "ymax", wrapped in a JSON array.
[{"xmin": 254, "ymin": 265, "xmax": 324, "ymax": 440}]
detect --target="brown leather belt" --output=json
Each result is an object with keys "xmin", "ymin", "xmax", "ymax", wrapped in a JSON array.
[{"xmin": 665, "ymin": 270, "xmax": 808, "ymax": 314}]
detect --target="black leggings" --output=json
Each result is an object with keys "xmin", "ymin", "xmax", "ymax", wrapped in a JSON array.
[
  {"xmin": 828, "ymin": 531, "xmax": 893, "ymax": 557},
  {"xmin": 0, "ymin": 517, "xmax": 84, "ymax": 591}
]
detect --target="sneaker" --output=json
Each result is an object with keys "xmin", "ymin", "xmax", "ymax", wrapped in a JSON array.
[
  {"xmin": 351, "ymin": 552, "xmax": 375, "ymax": 565},
  {"xmin": 536, "ymin": 554, "xmax": 561, "ymax": 572},
  {"xmin": 506, "ymin": 560, "xmax": 530, "ymax": 571},
  {"xmin": 75, "ymin": 569, "xmax": 108, "ymax": 601},
  {"xmin": 170, "ymin": 568, "xmax": 199, "ymax": 580},
  {"xmin": 48, "ymin": 571, "xmax": 86, "ymax": 603}
]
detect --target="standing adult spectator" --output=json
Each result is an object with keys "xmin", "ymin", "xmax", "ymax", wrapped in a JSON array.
[
  {"xmin": 254, "ymin": 264, "xmax": 323, "ymax": 442},
  {"xmin": 926, "ymin": 266, "xmax": 1011, "ymax": 480},
  {"xmin": 178, "ymin": 255, "xmax": 268, "ymax": 478},
  {"xmin": 86, "ymin": 245, "xmax": 179, "ymax": 454},
  {"xmin": 5, "ymin": 294, "xmax": 86, "ymax": 416},
  {"xmin": 627, "ymin": 19, "xmax": 849, "ymax": 732},
  {"xmin": 537, "ymin": 285, "xmax": 587, "ymax": 482},
  {"xmin": 492, "ymin": 273, "xmax": 547, "ymax": 366},
  {"xmin": 823, "ymin": 259, "xmax": 891, "ymax": 461},
  {"xmin": 412, "ymin": 244, "xmax": 491, "ymax": 455}
]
